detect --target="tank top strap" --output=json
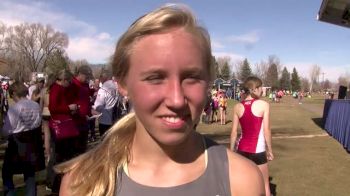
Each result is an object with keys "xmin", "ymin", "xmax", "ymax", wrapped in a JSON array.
[
  {"xmin": 116, "ymin": 137, "xmax": 231, "ymax": 196},
  {"xmin": 203, "ymin": 137, "xmax": 231, "ymax": 195}
]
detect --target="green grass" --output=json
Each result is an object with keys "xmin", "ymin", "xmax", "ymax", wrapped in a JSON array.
[
  {"xmin": 270, "ymin": 136, "xmax": 350, "ymax": 196},
  {"xmin": 198, "ymin": 94, "xmax": 350, "ymax": 196}
]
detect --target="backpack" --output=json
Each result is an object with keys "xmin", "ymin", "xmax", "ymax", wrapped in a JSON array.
[
  {"xmin": 111, "ymin": 95, "xmax": 126, "ymax": 123},
  {"xmin": 101, "ymin": 87, "xmax": 127, "ymax": 123}
]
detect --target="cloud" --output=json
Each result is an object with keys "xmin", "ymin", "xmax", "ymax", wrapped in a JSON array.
[
  {"xmin": 67, "ymin": 35, "xmax": 115, "ymax": 63},
  {"xmin": 211, "ymin": 40, "xmax": 225, "ymax": 49},
  {"xmin": 97, "ymin": 32, "xmax": 111, "ymax": 41},
  {"xmin": 213, "ymin": 52, "xmax": 245, "ymax": 63},
  {"xmin": 228, "ymin": 31, "xmax": 260, "ymax": 45},
  {"xmin": 0, "ymin": 0, "xmax": 113, "ymax": 63},
  {"xmin": 284, "ymin": 62, "xmax": 349, "ymax": 83},
  {"xmin": 0, "ymin": 0, "xmax": 96, "ymax": 36}
]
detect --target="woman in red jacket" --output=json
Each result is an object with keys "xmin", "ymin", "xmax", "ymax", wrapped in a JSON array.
[{"xmin": 47, "ymin": 69, "xmax": 79, "ymax": 194}]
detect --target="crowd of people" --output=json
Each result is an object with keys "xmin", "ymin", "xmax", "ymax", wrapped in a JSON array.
[
  {"xmin": 0, "ymin": 4, "xmax": 279, "ymax": 196},
  {"xmin": 202, "ymin": 89, "xmax": 228, "ymax": 125},
  {"xmin": 0, "ymin": 66, "xmax": 130, "ymax": 195}
]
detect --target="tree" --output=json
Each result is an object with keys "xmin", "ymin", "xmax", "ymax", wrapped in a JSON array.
[
  {"xmin": 309, "ymin": 64, "xmax": 321, "ymax": 93},
  {"xmin": 0, "ymin": 22, "xmax": 7, "ymax": 56},
  {"xmin": 221, "ymin": 61, "xmax": 231, "ymax": 80},
  {"xmin": 337, "ymin": 72, "xmax": 350, "ymax": 88},
  {"xmin": 291, "ymin": 67, "xmax": 301, "ymax": 91},
  {"xmin": 69, "ymin": 59, "xmax": 90, "ymax": 75},
  {"xmin": 45, "ymin": 49, "xmax": 69, "ymax": 74},
  {"xmin": 213, "ymin": 58, "xmax": 220, "ymax": 79},
  {"xmin": 338, "ymin": 75, "xmax": 349, "ymax": 87},
  {"xmin": 267, "ymin": 55, "xmax": 282, "ymax": 77},
  {"xmin": 1, "ymin": 22, "xmax": 69, "ymax": 81},
  {"xmin": 301, "ymin": 77, "xmax": 310, "ymax": 92},
  {"xmin": 239, "ymin": 58, "xmax": 252, "ymax": 81},
  {"xmin": 323, "ymin": 79, "xmax": 332, "ymax": 90},
  {"xmin": 216, "ymin": 56, "xmax": 231, "ymax": 79},
  {"xmin": 279, "ymin": 67, "xmax": 291, "ymax": 90},
  {"xmin": 254, "ymin": 60, "xmax": 268, "ymax": 85},
  {"xmin": 265, "ymin": 63, "xmax": 279, "ymax": 89}
]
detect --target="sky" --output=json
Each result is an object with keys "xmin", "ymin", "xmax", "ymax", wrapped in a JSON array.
[{"xmin": 0, "ymin": 0, "xmax": 349, "ymax": 82}]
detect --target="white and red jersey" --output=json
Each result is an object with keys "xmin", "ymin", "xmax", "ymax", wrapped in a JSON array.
[{"xmin": 237, "ymin": 99, "xmax": 266, "ymax": 153}]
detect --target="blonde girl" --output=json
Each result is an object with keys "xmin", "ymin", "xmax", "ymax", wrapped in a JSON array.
[{"xmin": 57, "ymin": 4, "xmax": 264, "ymax": 196}]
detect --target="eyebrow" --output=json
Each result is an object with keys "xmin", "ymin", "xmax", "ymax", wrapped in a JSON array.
[
  {"xmin": 140, "ymin": 68, "xmax": 167, "ymax": 77},
  {"xmin": 182, "ymin": 67, "xmax": 205, "ymax": 75},
  {"xmin": 140, "ymin": 66, "xmax": 205, "ymax": 76}
]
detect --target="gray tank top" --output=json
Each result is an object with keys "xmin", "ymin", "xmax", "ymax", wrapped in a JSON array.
[{"xmin": 116, "ymin": 138, "xmax": 231, "ymax": 196}]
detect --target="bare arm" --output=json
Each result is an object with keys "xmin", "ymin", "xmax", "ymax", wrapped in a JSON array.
[
  {"xmin": 263, "ymin": 101, "xmax": 273, "ymax": 161},
  {"xmin": 230, "ymin": 104, "xmax": 240, "ymax": 151},
  {"xmin": 228, "ymin": 150, "xmax": 265, "ymax": 195}
]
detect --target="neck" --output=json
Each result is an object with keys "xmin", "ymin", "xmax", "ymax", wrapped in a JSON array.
[
  {"xmin": 245, "ymin": 95, "xmax": 253, "ymax": 100},
  {"xmin": 56, "ymin": 80, "xmax": 63, "ymax": 86},
  {"xmin": 130, "ymin": 125, "xmax": 203, "ymax": 166},
  {"xmin": 13, "ymin": 96, "xmax": 25, "ymax": 103}
]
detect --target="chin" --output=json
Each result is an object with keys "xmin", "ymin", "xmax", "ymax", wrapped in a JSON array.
[{"xmin": 156, "ymin": 132, "xmax": 192, "ymax": 147}]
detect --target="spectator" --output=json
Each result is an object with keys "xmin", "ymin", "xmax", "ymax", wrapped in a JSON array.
[
  {"xmin": 47, "ymin": 69, "xmax": 78, "ymax": 194},
  {"xmin": 211, "ymin": 95, "xmax": 219, "ymax": 123},
  {"xmin": 1, "ymin": 82, "xmax": 44, "ymax": 195},
  {"xmin": 91, "ymin": 70, "xmax": 118, "ymax": 138},
  {"xmin": 31, "ymin": 78, "xmax": 45, "ymax": 103},
  {"xmin": 27, "ymin": 81, "xmax": 37, "ymax": 100},
  {"xmin": 88, "ymin": 78, "xmax": 100, "ymax": 142},
  {"xmin": 70, "ymin": 65, "xmax": 94, "ymax": 154},
  {"xmin": 219, "ymin": 95, "xmax": 227, "ymax": 125}
]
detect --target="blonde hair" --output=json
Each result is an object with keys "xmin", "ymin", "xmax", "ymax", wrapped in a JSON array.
[
  {"xmin": 113, "ymin": 4, "xmax": 214, "ymax": 84},
  {"xmin": 55, "ymin": 4, "xmax": 213, "ymax": 196},
  {"xmin": 243, "ymin": 76, "xmax": 263, "ymax": 99}
]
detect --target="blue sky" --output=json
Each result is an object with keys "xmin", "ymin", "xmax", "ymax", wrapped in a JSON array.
[{"xmin": 0, "ymin": 0, "xmax": 349, "ymax": 82}]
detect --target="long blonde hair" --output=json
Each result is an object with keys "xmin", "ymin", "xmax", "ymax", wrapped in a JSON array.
[{"xmin": 55, "ymin": 4, "xmax": 213, "ymax": 195}]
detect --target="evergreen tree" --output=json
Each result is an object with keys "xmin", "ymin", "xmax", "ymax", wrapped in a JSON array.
[
  {"xmin": 291, "ymin": 67, "xmax": 301, "ymax": 91},
  {"xmin": 239, "ymin": 58, "xmax": 252, "ymax": 81},
  {"xmin": 231, "ymin": 72, "xmax": 236, "ymax": 79},
  {"xmin": 279, "ymin": 67, "xmax": 291, "ymax": 90},
  {"xmin": 221, "ymin": 61, "xmax": 231, "ymax": 80},
  {"xmin": 266, "ymin": 63, "xmax": 279, "ymax": 89},
  {"xmin": 213, "ymin": 57, "xmax": 220, "ymax": 78}
]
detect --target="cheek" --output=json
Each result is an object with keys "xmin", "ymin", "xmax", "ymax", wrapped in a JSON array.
[
  {"xmin": 128, "ymin": 84, "xmax": 162, "ymax": 110},
  {"xmin": 185, "ymin": 85, "xmax": 207, "ymax": 108}
]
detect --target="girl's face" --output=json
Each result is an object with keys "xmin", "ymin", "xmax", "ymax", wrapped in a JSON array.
[{"xmin": 120, "ymin": 28, "xmax": 209, "ymax": 146}]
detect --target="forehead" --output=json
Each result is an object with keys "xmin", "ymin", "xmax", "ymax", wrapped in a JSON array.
[{"xmin": 129, "ymin": 28, "xmax": 204, "ymax": 71}]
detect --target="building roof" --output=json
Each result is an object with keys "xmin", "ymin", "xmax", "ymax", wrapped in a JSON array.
[{"xmin": 317, "ymin": 0, "xmax": 350, "ymax": 28}]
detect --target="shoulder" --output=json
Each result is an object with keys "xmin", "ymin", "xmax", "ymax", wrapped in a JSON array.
[
  {"xmin": 254, "ymin": 99, "xmax": 269, "ymax": 107},
  {"xmin": 233, "ymin": 102, "xmax": 243, "ymax": 112},
  {"xmin": 226, "ymin": 150, "xmax": 265, "ymax": 195}
]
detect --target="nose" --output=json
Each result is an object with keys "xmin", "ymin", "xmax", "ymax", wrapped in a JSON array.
[{"xmin": 165, "ymin": 79, "xmax": 186, "ymax": 109}]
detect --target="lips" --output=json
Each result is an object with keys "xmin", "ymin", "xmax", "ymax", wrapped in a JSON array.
[{"xmin": 161, "ymin": 116, "xmax": 187, "ymax": 129}]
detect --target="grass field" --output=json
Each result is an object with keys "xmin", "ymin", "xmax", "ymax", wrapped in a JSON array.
[
  {"xmin": 198, "ymin": 94, "xmax": 350, "ymax": 196},
  {"xmin": 1, "ymin": 94, "xmax": 350, "ymax": 195}
]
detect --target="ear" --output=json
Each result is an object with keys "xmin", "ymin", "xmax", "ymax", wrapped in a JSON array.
[{"xmin": 117, "ymin": 81, "xmax": 128, "ymax": 97}]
